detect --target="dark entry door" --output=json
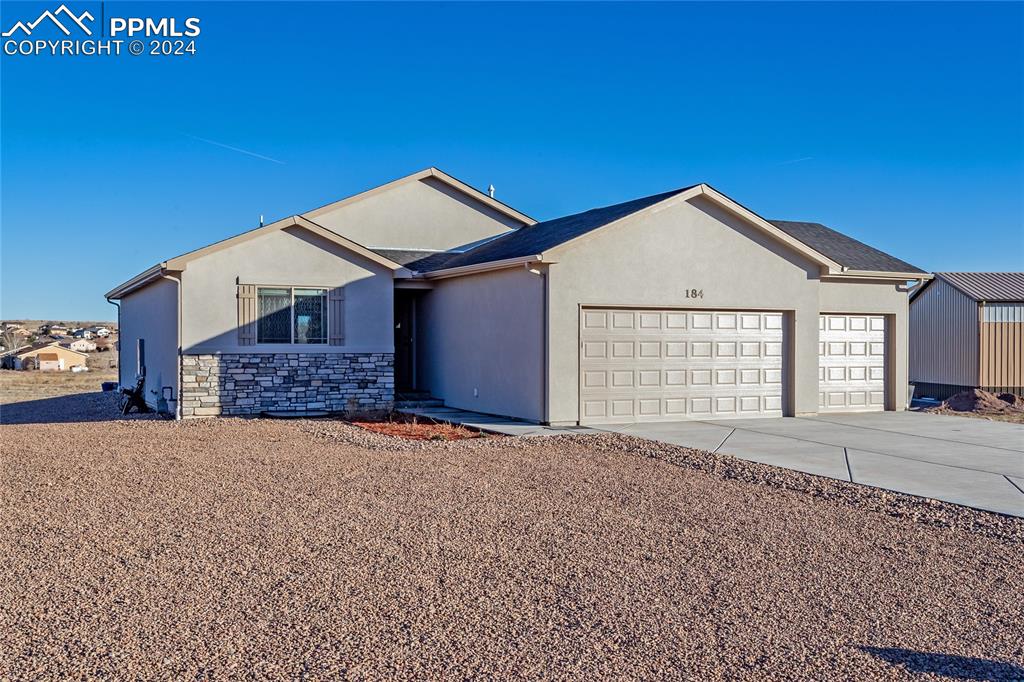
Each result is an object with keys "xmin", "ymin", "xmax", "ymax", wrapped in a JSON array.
[{"xmin": 394, "ymin": 292, "xmax": 415, "ymax": 390}]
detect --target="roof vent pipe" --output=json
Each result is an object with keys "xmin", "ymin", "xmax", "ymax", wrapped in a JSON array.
[
  {"xmin": 259, "ymin": 214, "xmax": 264, "ymax": 227},
  {"xmin": 488, "ymin": 184, "xmax": 495, "ymax": 198}
]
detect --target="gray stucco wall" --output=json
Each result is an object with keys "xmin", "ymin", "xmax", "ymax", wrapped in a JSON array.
[
  {"xmin": 542, "ymin": 195, "xmax": 910, "ymax": 424},
  {"xmin": 179, "ymin": 227, "xmax": 394, "ymax": 355},
  {"xmin": 119, "ymin": 276, "xmax": 179, "ymax": 410},
  {"xmin": 417, "ymin": 266, "xmax": 545, "ymax": 421},
  {"xmin": 305, "ymin": 176, "xmax": 523, "ymax": 251}
]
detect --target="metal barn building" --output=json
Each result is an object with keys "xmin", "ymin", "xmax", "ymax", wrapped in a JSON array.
[{"xmin": 910, "ymin": 272, "xmax": 1024, "ymax": 399}]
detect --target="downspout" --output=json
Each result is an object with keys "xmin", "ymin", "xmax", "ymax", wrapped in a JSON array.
[
  {"xmin": 161, "ymin": 273, "xmax": 183, "ymax": 420},
  {"xmin": 542, "ymin": 265, "xmax": 549, "ymax": 424},
  {"xmin": 526, "ymin": 261, "xmax": 550, "ymax": 424},
  {"xmin": 105, "ymin": 296, "xmax": 121, "ymax": 388}
]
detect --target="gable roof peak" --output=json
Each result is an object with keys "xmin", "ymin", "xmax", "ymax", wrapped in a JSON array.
[{"xmin": 302, "ymin": 166, "xmax": 535, "ymax": 226}]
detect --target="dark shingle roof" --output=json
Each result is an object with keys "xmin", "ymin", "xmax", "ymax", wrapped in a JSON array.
[
  {"xmin": 422, "ymin": 187, "xmax": 697, "ymax": 272},
  {"xmin": 386, "ymin": 187, "xmax": 927, "ymax": 276},
  {"xmin": 369, "ymin": 249, "xmax": 462, "ymax": 272},
  {"xmin": 934, "ymin": 272, "xmax": 1024, "ymax": 301},
  {"xmin": 768, "ymin": 220, "xmax": 926, "ymax": 274}
]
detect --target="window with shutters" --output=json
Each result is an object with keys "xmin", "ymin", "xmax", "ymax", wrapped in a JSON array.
[{"xmin": 253, "ymin": 287, "xmax": 329, "ymax": 344}]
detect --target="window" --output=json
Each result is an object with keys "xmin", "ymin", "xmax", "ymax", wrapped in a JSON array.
[{"xmin": 257, "ymin": 287, "xmax": 327, "ymax": 344}]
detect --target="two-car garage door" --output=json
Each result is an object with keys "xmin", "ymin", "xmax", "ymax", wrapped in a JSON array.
[{"xmin": 579, "ymin": 308, "xmax": 785, "ymax": 423}]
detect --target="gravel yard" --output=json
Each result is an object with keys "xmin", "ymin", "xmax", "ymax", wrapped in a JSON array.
[{"xmin": 2, "ymin": 391, "xmax": 1023, "ymax": 680}]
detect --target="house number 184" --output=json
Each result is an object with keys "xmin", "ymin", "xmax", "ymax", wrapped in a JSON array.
[{"xmin": 685, "ymin": 289, "xmax": 704, "ymax": 299}]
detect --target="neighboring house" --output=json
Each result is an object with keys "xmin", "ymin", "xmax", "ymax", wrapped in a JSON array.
[
  {"xmin": 2, "ymin": 341, "xmax": 88, "ymax": 370},
  {"xmin": 92, "ymin": 327, "xmax": 112, "ymax": 337},
  {"xmin": 107, "ymin": 168, "xmax": 929, "ymax": 422},
  {"xmin": 910, "ymin": 272, "xmax": 1024, "ymax": 399},
  {"xmin": 68, "ymin": 339, "xmax": 97, "ymax": 352},
  {"xmin": 73, "ymin": 329, "xmax": 95, "ymax": 339}
]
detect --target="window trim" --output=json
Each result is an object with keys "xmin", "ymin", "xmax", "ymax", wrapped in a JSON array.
[{"xmin": 256, "ymin": 285, "xmax": 329, "ymax": 345}]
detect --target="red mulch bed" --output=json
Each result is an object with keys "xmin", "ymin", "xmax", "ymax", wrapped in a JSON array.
[{"xmin": 350, "ymin": 413, "xmax": 493, "ymax": 441}]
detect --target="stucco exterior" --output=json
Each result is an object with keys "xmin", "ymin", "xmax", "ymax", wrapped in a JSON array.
[
  {"xmin": 417, "ymin": 266, "xmax": 545, "ymax": 421},
  {"xmin": 109, "ymin": 170, "xmax": 920, "ymax": 422},
  {"xmin": 306, "ymin": 176, "xmax": 525, "ymax": 251},
  {"xmin": 180, "ymin": 227, "xmax": 395, "ymax": 355},
  {"xmin": 119, "ymin": 276, "xmax": 179, "ymax": 409},
  {"xmin": 539, "ymin": 196, "xmax": 910, "ymax": 424}
]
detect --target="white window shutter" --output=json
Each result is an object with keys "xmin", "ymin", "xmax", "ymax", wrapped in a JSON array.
[
  {"xmin": 329, "ymin": 286, "xmax": 345, "ymax": 345},
  {"xmin": 237, "ymin": 284, "xmax": 257, "ymax": 345}
]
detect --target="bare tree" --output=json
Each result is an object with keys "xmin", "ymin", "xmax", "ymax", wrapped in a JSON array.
[{"xmin": 1, "ymin": 329, "xmax": 23, "ymax": 355}]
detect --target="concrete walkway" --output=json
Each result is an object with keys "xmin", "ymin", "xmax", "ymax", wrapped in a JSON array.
[{"xmin": 595, "ymin": 412, "xmax": 1024, "ymax": 517}]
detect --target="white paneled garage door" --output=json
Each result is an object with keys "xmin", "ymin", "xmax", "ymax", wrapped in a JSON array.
[
  {"xmin": 819, "ymin": 314, "xmax": 886, "ymax": 412},
  {"xmin": 579, "ymin": 308, "xmax": 785, "ymax": 424}
]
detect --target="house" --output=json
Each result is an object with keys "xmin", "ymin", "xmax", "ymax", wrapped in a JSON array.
[
  {"xmin": 910, "ymin": 272, "xmax": 1024, "ymax": 399},
  {"xmin": 73, "ymin": 329, "xmax": 95, "ymax": 339},
  {"xmin": 107, "ymin": 168, "xmax": 929, "ymax": 421},
  {"xmin": 68, "ymin": 339, "xmax": 98, "ymax": 353},
  {"xmin": 92, "ymin": 327, "xmax": 112, "ymax": 337},
  {"xmin": 2, "ymin": 341, "xmax": 88, "ymax": 371}
]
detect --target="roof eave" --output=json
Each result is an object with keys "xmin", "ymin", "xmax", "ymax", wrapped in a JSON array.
[
  {"xmin": 104, "ymin": 263, "xmax": 168, "ymax": 300},
  {"xmin": 420, "ymin": 254, "xmax": 546, "ymax": 280}
]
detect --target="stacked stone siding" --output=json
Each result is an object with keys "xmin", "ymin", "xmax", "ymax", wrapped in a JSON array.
[{"xmin": 180, "ymin": 352, "xmax": 394, "ymax": 417}]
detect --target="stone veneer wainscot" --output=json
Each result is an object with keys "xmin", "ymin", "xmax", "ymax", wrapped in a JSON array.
[{"xmin": 180, "ymin": 352, "xmax": 394, "ymax": 417}]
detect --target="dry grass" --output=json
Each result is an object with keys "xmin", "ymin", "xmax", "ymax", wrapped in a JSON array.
[{"xmin": 0, "ymin": 364, "xmax": 118, "ymax": 404}]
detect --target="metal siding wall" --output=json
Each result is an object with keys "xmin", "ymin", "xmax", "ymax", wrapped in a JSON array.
[
  {"xmin": 909, "ymin": 279, "xmax": 979, "ymax": 386},
  {"xmin": 979, "ymin": 320, "xmax": 1024, "ymax": 390}
]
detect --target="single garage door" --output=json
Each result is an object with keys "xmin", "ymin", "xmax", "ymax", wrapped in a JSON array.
[
  {"xmin": 580, "ymin": 308, "xmax": 785, "ymax": 423},
  {"xmin": 819, "ymin": 314, "xmax": 886, "ymax": 412}
]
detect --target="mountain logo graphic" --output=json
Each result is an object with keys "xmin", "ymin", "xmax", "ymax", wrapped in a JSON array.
[{"xmin": 3, "ymin": 4, "xmax": 94, "ymax": 37}]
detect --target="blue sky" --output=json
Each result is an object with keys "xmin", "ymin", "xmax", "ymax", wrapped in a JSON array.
[{"xmin": 2, "ymin": 1, "xmax": 1022, "ymax": 321}]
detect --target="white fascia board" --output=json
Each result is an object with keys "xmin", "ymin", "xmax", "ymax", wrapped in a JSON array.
[{"xmin": 420, "ymin": 255, "xmax": 545, "ymax": 280}]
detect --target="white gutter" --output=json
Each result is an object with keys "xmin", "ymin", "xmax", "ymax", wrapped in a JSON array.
[{"xmin": 823, "ymin": 269, "xmax": 935, "ymax": 281}]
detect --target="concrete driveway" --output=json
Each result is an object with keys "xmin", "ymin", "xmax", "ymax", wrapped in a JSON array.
[{"xmin": 595, "ymin": 412, "xmax": 1024, "ymax": 517}]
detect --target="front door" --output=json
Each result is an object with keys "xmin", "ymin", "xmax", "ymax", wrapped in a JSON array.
[{"xmin": 394, "ymin": 292, "xmax": 416, "ymax": 391}]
